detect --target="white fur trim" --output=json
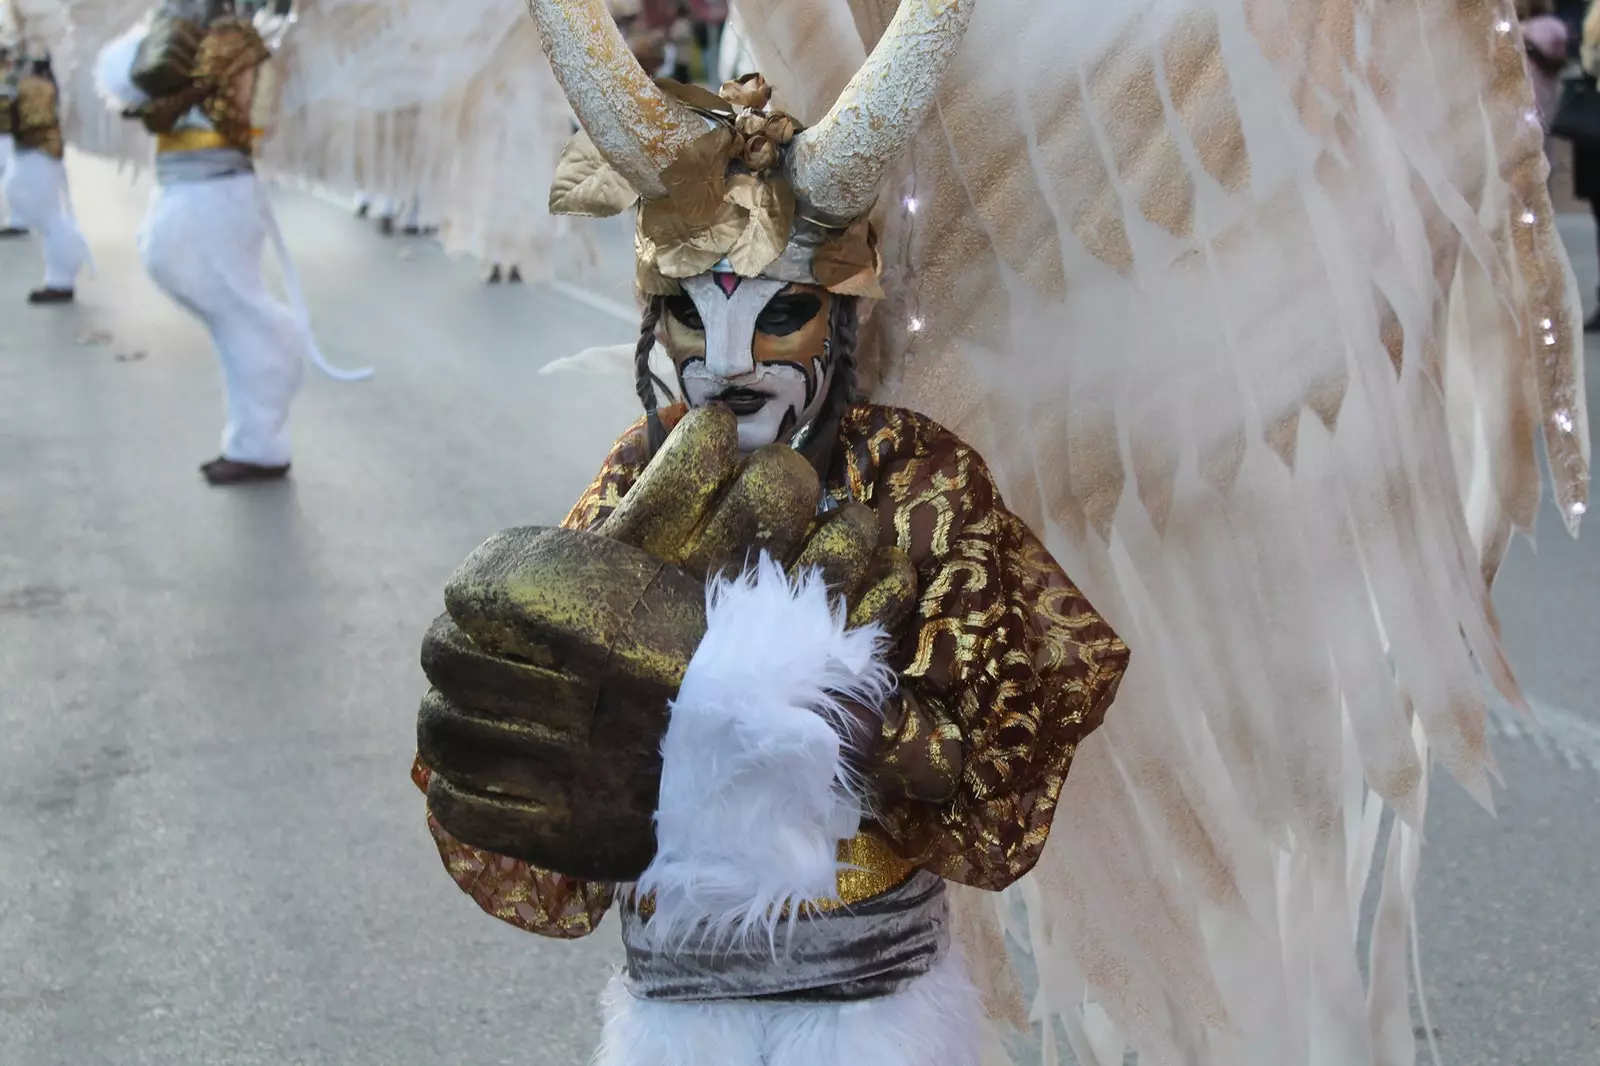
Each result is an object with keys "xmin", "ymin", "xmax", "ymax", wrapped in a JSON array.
[
  {"xmin": 636, "ymin": 554, "xmax": 895, "ymax": 952},
  {"xmin": 95, "ymin": 22, "xmax": 152, "ymax": 111},
  {"xmin": 594, "ymin": 945, "xmax": 983, "ymax": 1066}
]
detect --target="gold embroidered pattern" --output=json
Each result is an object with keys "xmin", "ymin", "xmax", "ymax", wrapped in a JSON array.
[
  {"xmin": 194, "ymin": 19, "xmax": 271, "ymax": 155},
  {"xmin": 412, "ymin": 759, "xmax": 615, "ymax": 938},
  {"xmin": 13, "ymin": 77, "xmax": 63, "ymax": 159}
]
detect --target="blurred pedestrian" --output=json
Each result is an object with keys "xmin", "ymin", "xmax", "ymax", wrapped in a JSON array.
[
  {"xmin": 1522, "ymin": 0, "xmax": 1570, "ymax": 129},
  {"xmin": 1577, "ymin": 0, "xmax": 1600, "ymax": 328},
  {"xmin": 688, "ymin": 0, "xmax": 726, "ymax": 83}
]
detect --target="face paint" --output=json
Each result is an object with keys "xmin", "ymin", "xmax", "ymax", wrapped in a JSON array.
[{"xmin": 661, "ymin": 274, "xmax": 835, "ymax": 453}]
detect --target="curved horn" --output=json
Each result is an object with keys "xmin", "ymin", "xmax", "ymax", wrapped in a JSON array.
[
  {"xmin": 787, "ymin": 0, "xmax": 975, "ymax": 225},
  {"xmin": 526, "ymin": 0, "xmax": 708, "ymax": 198}
]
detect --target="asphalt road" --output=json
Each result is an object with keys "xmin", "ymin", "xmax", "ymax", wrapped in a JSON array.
[{"xmin": 1, "ymin": 156, "xmax": 1596, "ymax": 1065}]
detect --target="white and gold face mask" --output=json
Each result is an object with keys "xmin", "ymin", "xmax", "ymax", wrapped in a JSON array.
[
  {"xmin": 660, "ymin": 274, "xmax": 836, "ymax": 453},
  {"xmin": 530, "ymin": 0, "xmax": 973, "ymax": 447}
]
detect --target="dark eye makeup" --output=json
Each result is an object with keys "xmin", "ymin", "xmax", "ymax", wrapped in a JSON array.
[
  {"xmin": 756, "ymin": 293, "xmax": 824, "ymax": 336},
  {"xmin": 665, "ymin": 294, "xmax": 704, "ymax": 331}
]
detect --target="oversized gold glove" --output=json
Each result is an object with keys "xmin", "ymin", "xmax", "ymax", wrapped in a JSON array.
[{"xmin": 418, "ymin": 406, "xmax": 916, "ymax": 882}]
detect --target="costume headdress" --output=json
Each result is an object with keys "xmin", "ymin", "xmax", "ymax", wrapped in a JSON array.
[{"xmin": 532, "ymin": 0, "xmax": 973, "ymax": 298}]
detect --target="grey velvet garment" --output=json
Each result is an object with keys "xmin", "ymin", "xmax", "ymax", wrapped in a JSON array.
[
  {"xmin": 156, "ymin": 146, "xmax": 254, "ymax": 185},
  {"xmin": 619, "ymin": 869, "xmax": 950, "ymax": 1003}
]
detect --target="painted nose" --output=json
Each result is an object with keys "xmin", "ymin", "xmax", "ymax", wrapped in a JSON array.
[{"xmin": 705, "ymin": 337, "xmax": 757, "ymax": 381}]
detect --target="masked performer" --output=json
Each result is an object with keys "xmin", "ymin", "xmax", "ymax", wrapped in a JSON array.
[
  {"xmin": 413, "ymin": 2, "xmax": 1132, "ymax": 1064},
  {"xmin": 414, "ymin": 0, "xmax": 1590, "ymax": 1063},
  {"xmin": 96, "ymin": 1, "xmax": 370, "ymax": 486},
  {"xmin": 0, "ymin": 44, "xmax": 28, "ymax": 237},
  {"xmin": 4, "ymin": 47, "xmax": 89, "ymax": 304}
]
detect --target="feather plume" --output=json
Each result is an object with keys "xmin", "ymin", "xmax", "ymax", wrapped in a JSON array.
[
  {"xmin": 636, "ymin": 553, "xmax": 895, "ymax": 955},
  {"xmin": 728, "ymin": 0, "xmax": 1589, "ymax": 1062},
  {"xmin": 92, "ymin": 19, "xmax": 147, "ymax": 111}
]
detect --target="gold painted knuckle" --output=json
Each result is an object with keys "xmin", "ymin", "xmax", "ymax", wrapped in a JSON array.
[
  {"xmin": 597, "ymin": 405, "xmax": 740, "ymax": 559},
  {"xmin": 847, "ymin": 545, "xmax": 919, "ymax": 632},
  {"xmin": 789, "ymin": 501, "xmax": 880, "ymax": 599},
  {"xmin": 678, "ymin": 443, "xmax": 821, "ymax": 577},
  {"xmin": 445, "ymin": 525, "xmax": 706, "ymax": 691}
]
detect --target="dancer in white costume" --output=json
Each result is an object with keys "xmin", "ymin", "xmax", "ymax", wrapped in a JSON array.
[
  {"xmin": 4, "ymin": 47, "xmax": 88, "ymax": 304},
  {"xmin": 0, "ymin": 43, "xmax": 28, "ymax": 237},
  {"xmin": 97, "ymin": 0, "xmax": 370, "ymax": 486}
]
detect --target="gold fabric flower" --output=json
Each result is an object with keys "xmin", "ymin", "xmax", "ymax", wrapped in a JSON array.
[
  {"xmin": 735, "ymin": 110, "xmax": 767, "ymax": 139},
  {"xmin": 719, "ymin": 73, "xmax": 773, "ymax": 111},
  {"xmin": 763, "ymin": 114, "xmax": 798, "ymax": 146},
  {"xmin": 741, "ymin": 134, "xmax": 778, "ymax": 174}
]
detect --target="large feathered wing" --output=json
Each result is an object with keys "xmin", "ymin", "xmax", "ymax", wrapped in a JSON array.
[
  {"xmin": 42, "ymin": 0, "xmax": 159, "ymax": 168},
  {"xmin": 259, "ymin": 0, "xmax": 592, "ymax": 275},
  {"xmin": 736, "ymin": 0, "xmax": 1587, "ymax": 1062}
]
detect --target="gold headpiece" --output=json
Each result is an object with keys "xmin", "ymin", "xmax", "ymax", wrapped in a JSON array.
[{"xmin": 530, "ymin": 0, "xmax": 975, "ymax": 298}]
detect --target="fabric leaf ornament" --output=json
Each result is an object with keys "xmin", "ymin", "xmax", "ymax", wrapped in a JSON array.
[
  {"xmin": 812, "ymin": 218, "xmax": 885, "ymax": 298},
  {"xmin": 660, "ymin": 126, "xmax": 736, "ymax": 225},
  {"xmin": 724, "ymin": 174, "xmax": 795, "ymax": 277},
  {"xmin": 719, "ymin": 73, "xmax": 773, "ymax": 111},
  {"xmin": 549, "ymin": 131, "xmax": 640, "ymax": 218},
  {"xmin": 640, "ymin": 198, "xmax": 744, "ymax": 277},
  {"xmin": 655, "ymin": 77, "xmax": 735, "ymax": 116}
]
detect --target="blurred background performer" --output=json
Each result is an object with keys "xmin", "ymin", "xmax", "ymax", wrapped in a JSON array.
[
  {"xmin": 96, "ymin": 0, "xmax": 371, "ymax": 486},
  {"xmin": 0, "ymin": 41, "xmax": 28, "ymax": 237},
  {"xmin": 4, "ymin": 45, "xmax": 88, "ymax": 304}
]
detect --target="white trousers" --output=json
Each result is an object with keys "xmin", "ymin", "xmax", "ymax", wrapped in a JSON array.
[
  {"xmin": 2, "ymin": 150, "xmax": 89, "ymax": 289},
  {"xmin": 139, "ymin": 172, "xmax": 308, "ymax": 467},
  {"xmin": 0, "ymin": 134, "xmax": 21, "ymax": 227}
]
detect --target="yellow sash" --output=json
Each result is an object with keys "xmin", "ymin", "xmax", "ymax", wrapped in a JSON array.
[{"xmin": 156, "ymin": 128, "xmax": 262, "ymax": 154}]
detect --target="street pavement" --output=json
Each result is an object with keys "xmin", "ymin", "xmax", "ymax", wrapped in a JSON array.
[{"xmin": 1, "ymin": 155, "xmax": 1596, "ymax": 1065}]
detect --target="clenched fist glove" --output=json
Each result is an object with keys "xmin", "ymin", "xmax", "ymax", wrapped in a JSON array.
[{"xmin": 417, "ymin": 406, "xmax": 917, "ymax": 883}]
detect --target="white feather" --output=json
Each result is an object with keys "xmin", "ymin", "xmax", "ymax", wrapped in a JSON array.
[
  {"xmin": 729, "ymin": 1, "xmax": 1589, "ymax": 1063},
  {"xmin": 595, "ymin": 944, "xmax": 982, "ymax": 1066},
  {"xmin": 94, "ymin": 21, "xmax": 150, "ymax": 111},
  {"xmin": 636, "ymin": 553, "xmax": 895, "ymax": 954},
  {"xmin": 539, "ymin": 341, "xmax": 679, "ymax": 404}
]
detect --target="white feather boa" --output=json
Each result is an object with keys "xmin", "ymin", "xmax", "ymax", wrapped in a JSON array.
[
  {"xmin": 95, "ymin": 21, "xmax": 152, "ymax": 112},
  {"xmin": 635, "ymin": 553, "xmax": 895, "ymax": 952}
]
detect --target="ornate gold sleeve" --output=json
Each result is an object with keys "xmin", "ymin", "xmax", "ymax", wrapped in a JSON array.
[
  {"xmin": 13, "ymin": 77, "xmax": 63, "ymax": 159},
  {"xmin": 412, "ymin": 759, "xmax": 614, "ymax": 938},
  {"xmin": 412, "ymin": 413, "xmax": 662, "ymax": 938},
  {"xmin": 872, "ymin": 688, "xmax": 966, "ymax": 804},
  {"xmin": 195, "ymin": 18, "xmax": 272, "ymax": 153},
  {"xmin": 842, "ymin": 409, "xmax": 1130, "ymax": 892}
]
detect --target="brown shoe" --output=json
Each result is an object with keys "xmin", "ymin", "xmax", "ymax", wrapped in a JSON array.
[
  {"xmin": 507, "ymin": 265, "xmax": 523, "ymax": 284},
  {"xmin": 200, "ymin": 457, "xmax": 291, "ymax": 485},
  {"xmin": 0, "ymin": 226, "xmax": 27, "ymax": 238},
  {"xmin": 27, "ymin": 288, "xmax": 74, "ymax": 304}
]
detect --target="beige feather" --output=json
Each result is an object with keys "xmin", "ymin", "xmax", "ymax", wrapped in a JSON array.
[{"xmin": 733, "ymin": 0, "xmax": 1587, "ymax": 1061}]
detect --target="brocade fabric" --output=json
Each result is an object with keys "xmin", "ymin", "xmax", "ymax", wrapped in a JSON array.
[
  {"xmin": 13, "ymin": 77, "xmax": 63, "ymax": 159},
  {"xmin": 417, "ymin": 403, "xmax": 1128, "ymax": 936}
]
